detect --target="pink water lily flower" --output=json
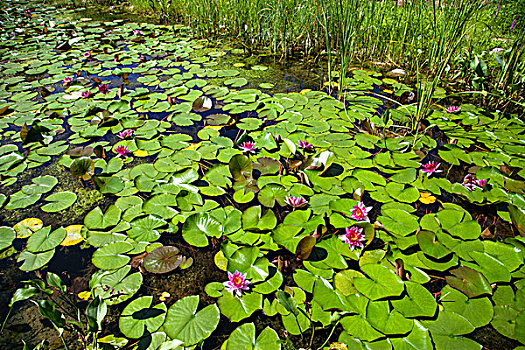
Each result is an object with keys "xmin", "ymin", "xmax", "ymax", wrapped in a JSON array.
[
  {"xmin": 84, "ymin": 51, "xmax": 91, "ymax": 58},
  {"xmin": 339, "ymin": 226, "xmax": 366, "ymax": 251},
  {"xmin": 117, "ymin": 129, "xmax": 134, "ymax": 139},
  {"xmin": 63, "ymin": 77, "xmax": 73, "ymax": 84},
  {"xmin": 446, "ymin": 106, "xmax": 461, "ymax": 113},
  {"xmin": 115, "ymin": 145, "xmax": 131, "ymax": 157},
  {"xmin": 462, "ymin": 174, "xmax": 486, "ymax": 191},
  {"xmin": 285, "ymin": 196, "xmax": 308, "ymax": 209},
  {"xmin": 298, "ymin": 140, "xmax": 313, "ymax": 150},
  {"xmin": 421, "ymin": 161, "xmax": 441, "ymax": 177},
  {"xmin": 223, "ymin": 271, "xmax": 250, "ymax": 297},
  {"xmin": 133, "ymin": 29, "xmax": 141, "ymax": 35},
  {"xmin": 240, "ymin": 141, "xmax": 257, "ymax": 153},
  {"xmin": 98, "ymin": 84, "xmax": 109, "ymax": 94},
  {"xmin": 82, "ymin": 90, "xmax": 91, "ymax": 98},
  {"xmin": 475, "ymin": 178, "xmax": 487, "ymax": 187},
  {"xmin": 351, "ymin": 202, "xmax": 372, "ymax": 221}
]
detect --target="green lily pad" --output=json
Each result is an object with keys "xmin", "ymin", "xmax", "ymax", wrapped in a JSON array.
[
  {"xmin": 85, "ymin": 205, "xmax": 122, "ymax": 230},
  {"xmin": 440, "ymin": 285, "xmax": 493, "ymax": 328},
  {"xmin": 22, "ymin": 175, "xmax": 58, "ymax": 195},
  {"xmin": 26, "ymin": 226, "xmax": 67, "ymax": 253},
  {"xmin": 218, "ymin": 291, "xmax": 263, "ymax": 322},
  {"xmin": 354, "ymin": 264, "xmax": 405, "ymax": 300},
  {"xmin": 0, "ymin": 227, "xmax": 16, "ymax": 251},
  {"xmin": 391, "ymin": 281, "xmax": 437, "ymax": 318},
  {"xmin": 119, "ymin": 296, "xmax": 167, "ymax": 338},
  {"xmin": 92, "ymin": 266, "xmax": 143, "ymax": 305},
  {"xmin": 162, "ymin": 295, "xmax": 220, "ymax": 345},
  {"xmin": 128, "ymin": 215, "xmax": 167, "ymax": 242},
  {"xmin": 223, "ymin": 322, "xmax": 280, "ymax": 350},
  {"xmin": 445, "ymin": 266, "xmax": 492, "ymax": 298},
  {"xmin": 17, "ymin": 249, "xmax": 55, "ymax": 271},
  {"xmin": 5, "ymin": 191, "xmax": 40, "ymax": 210},
  {"xmin": 70, "ymin": 157, "xmax": 95, "ymax": 180},
  {"xmin": 41, "ymin": 192, "xmax": 77, "ymax": 212},
  {"xmin": 92, "ymin": 241, "xmax": 134, "ymax": 270}
]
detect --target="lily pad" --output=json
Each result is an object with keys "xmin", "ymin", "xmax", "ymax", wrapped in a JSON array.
[
  {"xmin": 26, "ymin": 226, "xmax": 67, "ymax": 253},
  {"xmin": 92, "ymin": 241, "xmax": 134, "ymax": 270},
  {"xmin": 143, "ymin": 246, "xmax": 183, "ymax": 274},
  {"xmin": 41, "ymin": 192, "xmax": 77, "ymax": 212},
  {"xmin": 119, "ymin": 296, "xmax": 167, "ymax": 338},
  {"xmin": 162, "ymin": 295, "xmax": 220, "ymax": 345}
]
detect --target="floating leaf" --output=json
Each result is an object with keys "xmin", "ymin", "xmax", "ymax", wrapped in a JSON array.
[
  {"xmin": 182, "ymin": 213, "xmax": 223, "ymax": 247},
  {"xmin": 162, "ymin": 295, "xmax": 220, "ymax": 345},
  {"xmin": 143, "ymin": 246, "xmax": 182, "ymax": 274},
  {"xmin": 354, "ymin": 264, "xmax": 405, "ymax": 300},
  {"xmin": 14, "ymin": 218, "xmax": 43, "ymax": 239},
  {"xmin": 192, "ymin": 96, "xmax": 213, "ymax": 112},
  {"xmin": 0, "ymin": 227, "xmax": 16, "ymax": 251},
  {"xmin": 26, "ymin": 226, "xmax": 67, "ymax": 252},
  {"xmin": 41, "ymin": 192, "xmax": 77, "ymax": 212},
  {"xmin": 218, "ymin": 291, "xmax": 263, "ymax": 322},
  {"xmin": 446, "ymin": 266, "xmax": 492, "ymax": 298},
  {"xmin": 61, "ymin": 225, "xmax": 84, "ymax": 246},
  {"xmin": 419, "ymin": 192, "xmax": 436, "ymax": 204},
  {"xmin": 223, "ymin": 322, "xmax": 280, "ymax": 350},
  {"xmin": 18, "ymin": 249, "xmax": 55, "ymax": 271},
  {"xmin": 71, "ymin": 157, "xmax": 95, "ymax": 180},
  {"xmin": 119, "ymin": 296, "xmax": 166, "ymax": 338},
  {"xmin": 22, "ymin": 176, "xmax": 58, "ymax": 195},
  {"xmin": 92, "ymin": 242, "xmax": 134, "ymax": 270}
]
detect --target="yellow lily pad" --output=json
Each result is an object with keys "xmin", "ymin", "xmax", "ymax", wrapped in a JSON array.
[
  {"xmin": 183, "ymin": 142, "xmax": 202, "ymax": 152},
  {"xmin": 133, "ymin": 149, "xmax": 149, "ymax": 157},
  {"xmin": 60, "ymin": 225, "xmax": 84, "ymax": 246},
  {"xmin": 233, "ymin": 63, "xmax": 245, "ymax": 67},
  {"xmin": 214, "ymin": 250, "xmax": 228, "ymax": 271},
  {"xmin": 419, "ymin": 192, "xmax": 437, "ymax": 204},
  {"xmin": 78, "ymin": 291, "xmax": 91, "ymax": 301},
  {"xmin": 14, "ymin": 218, "xmax": 43, "ymax": 238}
]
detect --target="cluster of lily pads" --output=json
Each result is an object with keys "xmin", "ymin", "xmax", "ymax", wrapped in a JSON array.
[{"xmin": 1, "ymin": 1, "xmax": 525, "ymax": 349}]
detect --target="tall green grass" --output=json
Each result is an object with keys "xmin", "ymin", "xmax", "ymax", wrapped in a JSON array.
[
  {"xmin": 130, "ymin": 0, "xmax": 497, "ymax": 72},
  {"xmin": 85, "ymin": 0, "xmax": 523, "ymax": 114}
]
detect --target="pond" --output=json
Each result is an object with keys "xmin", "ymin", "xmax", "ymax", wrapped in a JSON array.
[{"xmin": 0, "ymin": 1, "xmax": 524, "ymax": 349}]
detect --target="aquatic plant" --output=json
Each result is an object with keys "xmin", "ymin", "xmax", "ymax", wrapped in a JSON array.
[
  {"xmin": 446, "ymin": 106, "xmax": 461, "ymax": 113},
  {"xmin": 114, "ymin": 145, "xmax": 131, "ymax": 157},
  {"xmin": 223, "ymin": 271, "xmax": 250, "ymax": 297},
  {"xmin": 98, "ymin": 83, "xmax": 109, "ymax": 94},
  {"xmin": 1, "ymin": 3, "xmax": 525, "ymax": 350},
  {"xmin": 338, "ymin": 226, "xmax": 366, "ymax": 251},
  {"xmin": 116, "ymin": 129, "xmax": 134, "ymax": 139},
  {"xmin": 350, "ymin": 202, "xmax": 371, "ymax": 221},
  {"xmin": 462, "ymin": 174, "xmax": 486, "ymax": 191},
  {"xmin": 421, "ymin": 161, "xmax": 441, "ymax": 176},
  {"xmin": 284, "ymin": 196, "xmax": 308, "ymax": 209},
  {"xmin": 240, "ymin": 141, "xmax": 257, "ymax": 153}
]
